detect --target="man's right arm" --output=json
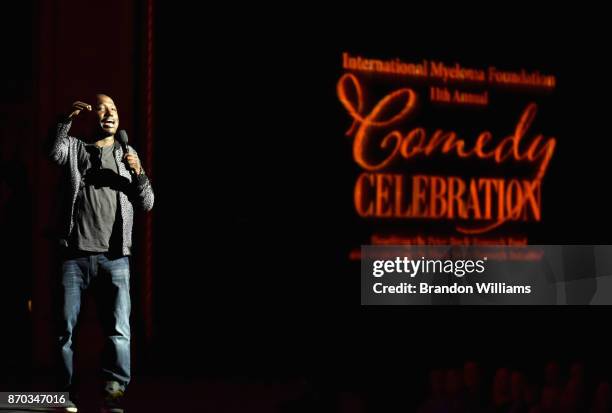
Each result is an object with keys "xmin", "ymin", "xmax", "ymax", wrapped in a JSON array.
[{"xmin": 49, "ymin": 101, "xmax": 91, "ymax": 165}]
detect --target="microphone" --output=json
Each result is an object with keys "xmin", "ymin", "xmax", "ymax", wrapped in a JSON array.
[{"xmin": 117, "ymin": 129, "xmax": 134, "ymax": 174}]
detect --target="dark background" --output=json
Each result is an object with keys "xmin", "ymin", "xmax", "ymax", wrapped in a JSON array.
[
  {"xmin": 2, "ymin": 2, "xmax": 612, "ymax": 410},
  {"xmin": 153, "ymin": 4, "xmax": 612, "ymax": 390},
  {"xmin": 153, "ymin": 4, "xmax": 612, "ymax": 393}
]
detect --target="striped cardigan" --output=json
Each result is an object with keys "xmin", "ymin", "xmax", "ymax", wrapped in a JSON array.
[{"xmin": 49, "ymin": 120, "xmax": 154, "ymax": 255}]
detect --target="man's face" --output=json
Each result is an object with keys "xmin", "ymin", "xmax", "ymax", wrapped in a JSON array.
[{"xmin": 94, "ymin": 94, "xmax": 119, "ymax": 137}]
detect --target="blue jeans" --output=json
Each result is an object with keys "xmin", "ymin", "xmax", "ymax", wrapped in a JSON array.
[{"xmin": 57, "ymin": 251, "xmax": 131, "ymax": 392}]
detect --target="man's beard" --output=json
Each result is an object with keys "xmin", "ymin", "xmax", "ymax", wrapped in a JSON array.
[
  {"xmin": 98, "ymin": 123, "xmax": 115, "ymax": 138},
  {"xmin": 99, "ymin": 130, "xmax": 114, "ymax": 138}
]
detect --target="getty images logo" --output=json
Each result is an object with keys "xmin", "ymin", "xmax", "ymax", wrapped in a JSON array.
[{"xmin": 372, "ymin": 256, "xmax": 487, "ymax": 278}]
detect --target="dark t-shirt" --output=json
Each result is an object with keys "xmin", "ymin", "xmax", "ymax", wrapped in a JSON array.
[{"xmin": 71, "ymin": 143, "xmax": 121, "ymax": 253}]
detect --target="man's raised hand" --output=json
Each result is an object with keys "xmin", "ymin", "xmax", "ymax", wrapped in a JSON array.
[{"xmin": 68, "ymin": 101, "xmax": 92, "ymax": 119}]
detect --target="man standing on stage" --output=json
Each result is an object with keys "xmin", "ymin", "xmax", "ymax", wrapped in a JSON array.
[{"xmin": 49, "ymin": 95, "xmax": 154, "ymax": 413}]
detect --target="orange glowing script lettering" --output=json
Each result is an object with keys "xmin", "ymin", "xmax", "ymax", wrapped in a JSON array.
[{"xmin": 337, "ymin": 73, "xmax": 556, "ymax": 181}]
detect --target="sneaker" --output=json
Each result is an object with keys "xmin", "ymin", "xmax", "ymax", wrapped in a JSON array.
[
  {"xmin": 56, "ymin": 393, "xmax": 78, "ymax": 412},
  {"xmin": 64, "ymin": 399, "xmax": 78, "ymax": 412},
  {"xmin": 100, "ymin": 380, "xmax": 125, "ymax": 413},
  {"xmin": 51, "ymin": 400, "xmax": 77, "ymax": 412}
]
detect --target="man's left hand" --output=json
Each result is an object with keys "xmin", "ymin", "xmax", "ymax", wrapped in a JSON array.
[{"xmin": 124, "ymin": 153, "xmax": 142, "ymax": 175}]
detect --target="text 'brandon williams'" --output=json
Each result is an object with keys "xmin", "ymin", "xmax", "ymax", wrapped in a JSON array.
[{"xmin": 371, "ymin": 257, "xmax": 532, "ymax": 295}]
